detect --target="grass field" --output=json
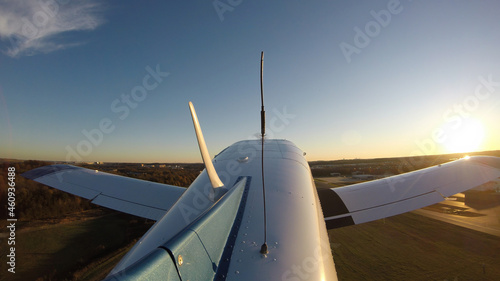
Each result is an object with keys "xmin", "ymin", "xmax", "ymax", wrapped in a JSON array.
[
  {"xmin": 0, "ymin": 210, "xmax": 151, "ymax": 281},
  {"xmin": 329, "ymin": 212, "xmax": 500, "ymax": 281}
]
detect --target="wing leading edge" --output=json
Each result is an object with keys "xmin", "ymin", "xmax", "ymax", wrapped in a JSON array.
[
  {"xmin": 22, "ymin": 165, "xmax": 186, "ymax": 220},
  {"xmin": 319, "ymin": 156, "xmax": 500, "ymax": 229}
]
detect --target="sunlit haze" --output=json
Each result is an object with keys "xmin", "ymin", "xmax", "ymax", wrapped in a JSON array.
[{"xmin": 1, "ymin": 0, "xmax": 499, "ymax": 163}]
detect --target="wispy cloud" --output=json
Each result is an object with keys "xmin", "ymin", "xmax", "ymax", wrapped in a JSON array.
[{"xmin": 0, "ymin": 0, "xmax": 105, "ymax": 57}]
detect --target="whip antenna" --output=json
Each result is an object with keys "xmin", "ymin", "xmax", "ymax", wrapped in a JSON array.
[
  {"xmin": 259, "ymin": 51, "xmax": 269, "ymax": 255},
  {"xmin": 260, "ymin": 52, "xmax": 265, "ymax": 137}
]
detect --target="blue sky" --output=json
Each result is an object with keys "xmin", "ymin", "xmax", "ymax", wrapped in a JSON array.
[{"xmin": 1, "ymin": 0, "xmax": 499, "ymax": 163}]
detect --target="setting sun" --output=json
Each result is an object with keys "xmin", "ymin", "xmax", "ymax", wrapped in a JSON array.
[{"xmin": 441, "ymin": 118, "xmax": 486, "ymax": 153}]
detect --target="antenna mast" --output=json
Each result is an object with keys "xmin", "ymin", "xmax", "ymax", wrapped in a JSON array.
[{"xmin": 260, "ymin": 51, "xmax": 269, "ymax": 255}]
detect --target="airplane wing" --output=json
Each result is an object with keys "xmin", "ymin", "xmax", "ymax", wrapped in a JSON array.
[
  {"xmin": 319, "ymin": 156, "xmax": 500, "ymax": 229},
  {"xmin": 22, "ymin": 164, "xmax": 186, "ymax": 221}
]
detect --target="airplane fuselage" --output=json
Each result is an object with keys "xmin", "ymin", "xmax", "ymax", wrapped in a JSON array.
[{"xmin": 108, "ymin": 139, "xmax": 337, "ymax": 280}]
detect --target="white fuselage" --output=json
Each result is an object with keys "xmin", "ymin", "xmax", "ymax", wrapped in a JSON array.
[
  {"xmin": 213, "ymin": 139, "xmax": 337, "ymax": 281},
  {"xmin": 111, "ymin": 139, "xmax": 338, "ymax": 280}
]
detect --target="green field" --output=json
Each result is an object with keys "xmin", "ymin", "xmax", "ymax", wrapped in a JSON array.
[
  {"xmin": 0, "ymin": 210, "xmax": 151, "ymax": 281},
  {"xmin": 330, "ymin": 212, "xmax": 500, "ymax": 280}
]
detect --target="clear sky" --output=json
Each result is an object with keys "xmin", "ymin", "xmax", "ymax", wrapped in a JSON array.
[{"xmin": 1, "ymin": 0, "xmax": 499, "ymax": 163}]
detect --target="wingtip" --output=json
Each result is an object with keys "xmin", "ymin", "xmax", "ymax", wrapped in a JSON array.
[{"xmin": 21, "ymin": 164, "xmax": 78, "ymax": 180}]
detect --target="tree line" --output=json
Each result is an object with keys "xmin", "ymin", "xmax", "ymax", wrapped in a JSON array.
[{"xmin": 0, "ymin": 161, "xmax": 200, "ymax": 221}]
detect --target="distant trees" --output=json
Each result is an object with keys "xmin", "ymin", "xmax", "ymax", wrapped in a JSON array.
[
  {"xmin": 0, "ymin": 161, "xmax": 201, "ymax": 221},
  {"xmin": 309, "ymin": 155, "xmax": 460, "ymax": 178},
  {"xmin": 80, "ymin": 163, "xmax": 201, "ymax": 187},
  {"xmin": 0, "ymin": 161, "xmax": 94, "ymax": 221}
]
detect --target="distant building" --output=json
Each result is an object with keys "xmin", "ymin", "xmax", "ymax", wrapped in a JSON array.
[
  {"xmin": 352, "ymin": 174, "xmax": 375, "ymax": 180},
  {"xmin": 140, "ymin": 164, "xmax": 183, "ymax": 169},
  {"xmin": 352, "ymin": 171, "xmax": 375, "ymax": 180}
]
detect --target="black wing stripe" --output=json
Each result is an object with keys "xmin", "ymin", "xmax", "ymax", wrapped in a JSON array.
[
  {"xmin": 325, "ymin": 216, "xmax": 355, "ymax": 229},
  {"xmin": 317, "ymin": 188, "xmax": 350, "ymax": 217}
]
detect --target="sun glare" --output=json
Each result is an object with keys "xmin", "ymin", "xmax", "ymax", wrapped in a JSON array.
[{"xmin": 441, "ymin": 118, "xmax": 485, "ymax": 153}]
